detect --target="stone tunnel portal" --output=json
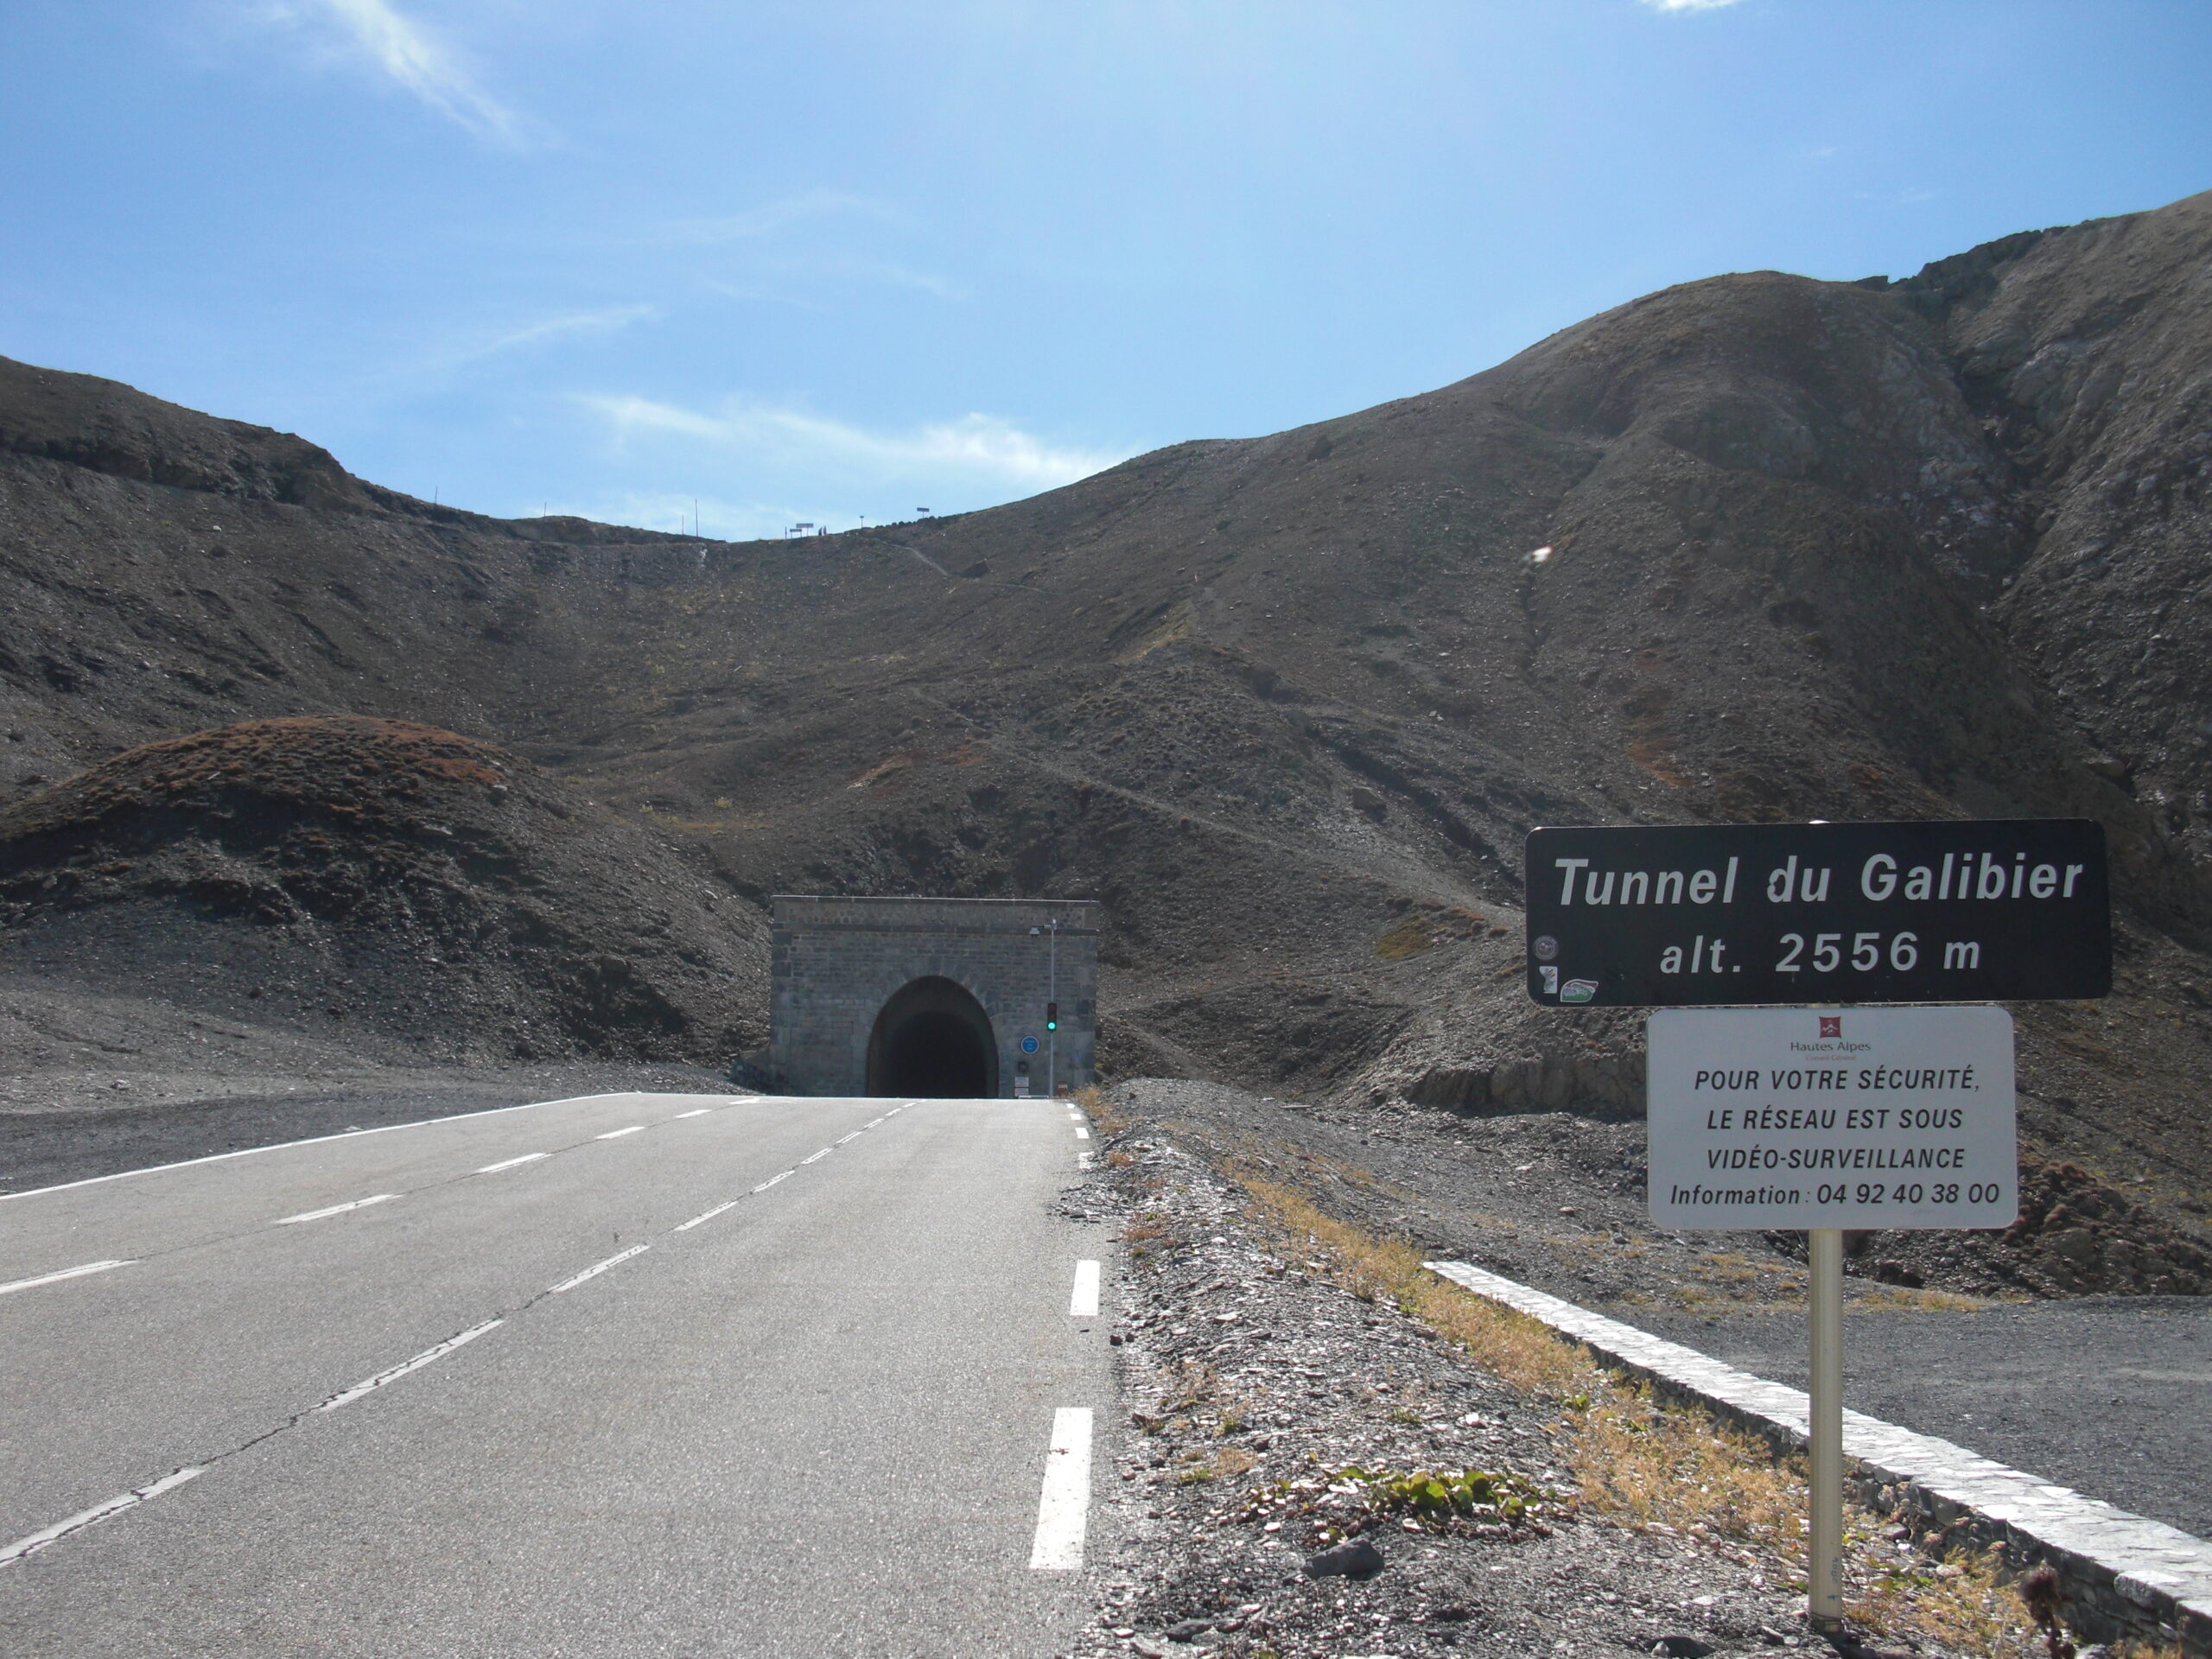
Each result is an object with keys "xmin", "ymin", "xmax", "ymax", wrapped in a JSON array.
[
  {"xmin": 866, "ymin": 976, "xmax": 1000, "ymax": 1098},
  {"xmin": 768, "ymin": 896, "xmax": 1098, "ymax": 1097}
]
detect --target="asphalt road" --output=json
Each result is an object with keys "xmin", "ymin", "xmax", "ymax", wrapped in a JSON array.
[
  {"xmin": 1630, "ymin": 1299, "xmax": 2212, "ymax": 1541},
  {"xmin": 0, "ymin": 1090, "xmax": 1115, "ymax": 1656}
]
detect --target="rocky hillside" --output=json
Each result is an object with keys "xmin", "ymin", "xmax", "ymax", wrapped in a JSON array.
[
  {"xmin": 2, "ymin": 190, "xmax": 2209, "ymax": 1281},
  {"xmin": 0, "ymin": 718, "xmax": 763, "ymax": 1065}
]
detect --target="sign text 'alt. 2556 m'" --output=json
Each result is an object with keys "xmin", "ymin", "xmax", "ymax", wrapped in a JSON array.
[{"xmin": 1523, "ymin": 820, "xmax": 2109, "ymax": 1007}]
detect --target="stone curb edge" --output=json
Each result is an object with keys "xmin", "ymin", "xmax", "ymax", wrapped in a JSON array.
[{"xmin": 1424, "ymin": 1259, "xmax": 2210, "ymax": 1656}]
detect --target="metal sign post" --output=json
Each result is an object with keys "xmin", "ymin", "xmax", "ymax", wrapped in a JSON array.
[
  {"xmin": 1526, "ymin": 821, "xmax": 2103, "ymax": 1643},
  {"xmin": 1808, "ymin": 1226, "xmax": 1844, "ymax": 1630}
]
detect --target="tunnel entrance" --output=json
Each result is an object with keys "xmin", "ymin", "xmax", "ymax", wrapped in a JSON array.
[{"xmin": 865, "ymin": 976, "xmax": 999, "ymax": 1098}]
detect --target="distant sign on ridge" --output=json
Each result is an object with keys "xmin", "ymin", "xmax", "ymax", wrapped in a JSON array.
[{"xmin": 1523, "ymin": 819, "xmax": 2110, "ymax": 1007}]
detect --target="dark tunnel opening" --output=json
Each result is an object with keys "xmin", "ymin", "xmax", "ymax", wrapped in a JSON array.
[{"xmin": 866, "ymin": 976, "xmax": 999, "ymax": 1097}]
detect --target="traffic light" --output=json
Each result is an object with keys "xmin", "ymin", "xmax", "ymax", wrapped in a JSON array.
[{"xmin": 1046, "ymin": 1001, "xmax": 1058, "ymax": 1031}]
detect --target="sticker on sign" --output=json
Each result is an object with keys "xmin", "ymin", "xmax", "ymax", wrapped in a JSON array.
[{"xmin": 1648, "ymin": 1005, "xmax": 2017, "ymax": 1230}]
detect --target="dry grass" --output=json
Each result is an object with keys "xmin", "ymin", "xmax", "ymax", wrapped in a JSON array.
[
  {"xmin": 1849, "ymin": 1285, "xmax": 1988, "ymax": 1313},
  {"xmin": 1224, "ymin": 1168, "xmax": 2184, "ymax": 1659},
  {"xmin": 1237, "ymin": 1173, "xmax": 1589, "ymax": 1395},
  {"xmin": 1076, "ymin": 1084, "xmax": 1129, "ymax": 1137}
]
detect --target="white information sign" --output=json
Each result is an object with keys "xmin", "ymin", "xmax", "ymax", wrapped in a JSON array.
[{"xmin": 1648, "ymin": 1005, "xmax": 2017, "ymax": 1230}]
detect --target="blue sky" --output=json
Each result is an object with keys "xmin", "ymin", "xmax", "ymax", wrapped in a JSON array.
[{"xmin": 3, "ymin": 2, "xmax": 2207, "ymax": 541}]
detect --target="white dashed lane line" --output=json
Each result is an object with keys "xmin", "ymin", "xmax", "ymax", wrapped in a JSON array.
[
  {"xmin": 315, "ymin": 1319, "xmax": 505, "ymax": 1413},
  {"xmin": 1074, "ymin": 1127, "xmax": 1090, "ymax": 1140},
  {"xmin": 1028, "ymin": 1407, "xmax": 1093, "ymax": 1570},
  {"xmin": 675, "ymin": 1109, "xmax": 713, "ymax": 1119},
  {"xmin": 800, "ymin": 1147, "xmax": 832, "ymax": 1165},
  {"xmin": 1069, "ymin": 1260, "xmax": 1100, "ymax": 1319},
  {"xmin": 0, "ymin": 1467, "xmax": 204, "ymax": 1567},
  {"xmin": 836, "ymin": 1131, "xmax": 863, "ymax": 1145},
  {"xmin": 0, "ymin": 1259, "xmax": 133, "ymax": 1298},
  {"xmin": 673, "ymin": 1200, "xmax": 738, "ymax": 1232},
  {"xmin": 474, "ymin": 1153, "xmax": 549, "ymax": 1175},
  {"xmin": 549, "ymin": 1244, "xmax": 651, "ymax": 1295},
  {"xmin": 272, "ymin": 1194, "xmax": 397, "ymax": 1226},
  {"xmin": 0, "ymin": 1097, "xmax": 907, "ymax": 1567}
]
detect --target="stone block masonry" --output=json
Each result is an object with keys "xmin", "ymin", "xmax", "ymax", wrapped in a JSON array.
[{"xmin": 768, "ymin": 896, "xmax": 1099, "ymax": 1098}]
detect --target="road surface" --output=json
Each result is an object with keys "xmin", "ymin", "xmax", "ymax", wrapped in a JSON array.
[
  {"xmin": 1630, "ymin": 1299, "xmax": 2212, "ymax": 1540},
  {"xmin": 0, "ymin": 1090, "xmax": 1114, "ymax": 1656}
]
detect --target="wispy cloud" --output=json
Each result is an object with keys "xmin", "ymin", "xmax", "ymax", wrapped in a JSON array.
[
  {"xmin": 461, "ymin": 304, "xmax": 656, "ymax": 363},
  {"xmin": 266, "ymin": 0, "xmax": 521, "ymax": 143},
  {"xmin": 577, "ymin": 393, "xmax": 1128, "ymax": 493},
  {"xmin": 1638, "ymin": 0, "xmax": 1750, "ymax": 11}
]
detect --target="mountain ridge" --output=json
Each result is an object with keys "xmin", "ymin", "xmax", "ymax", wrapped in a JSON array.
[{"xmin": 3, "ymin": 188, "xmax": 2210, "ymax": 1294}]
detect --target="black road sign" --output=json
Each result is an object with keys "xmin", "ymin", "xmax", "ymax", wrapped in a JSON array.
[{"xmin": 1524, "ymin": 820, "xmax": 2109, "ymax": 1007}]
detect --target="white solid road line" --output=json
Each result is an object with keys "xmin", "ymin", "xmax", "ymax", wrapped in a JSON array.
[
  {"xmin": 1069, "ymin": 1260, "xmax": 1101, "ymax": 1319},
  {"xmin": 272, "ymin": 1193, "xmax": 397, "ymax": 1226},
  {"xmin": 0, "ymin": 1466, "xmax": 204, "ymax": 1569},
  {"xmin": 753, "ymin": 1172, "xmax": 792, "ymax": 1192},
  {"xmin": 1028, "ymin": 1407, "xmax": 1093, "ymax": 1570},
  {"xmin": 675, "ymin": 1109, "xmax": 713, "ymax": 1119},
  {"xmin": 594, "ymin": 1126, "xmax": 645, "ymax": 1141},
  {"xmin": 0, "ymin": 1259, "xmax": 133, "ymax": 1297},
  {"xmin": 549, "ymin": 1244, "xmax": 651, "ymax": 1294},
  {"xmin": 800, "ymin": 1147, "xmax": 832, "ymax": 1165},
  {"xmin": 474, "ymin": 1153, "xmax": 550, "ymax": 1174},
  {"xmin": 316, "ymin": 1319, "xmax": 504, "ymax": 1413},
  {"xmin": 0, "ymin": 1091, "xmax": 641, "ymax": 1206},
  {"xmin": 673, "ymin": 1200, "xmax": 738, "ymax": 1232}
]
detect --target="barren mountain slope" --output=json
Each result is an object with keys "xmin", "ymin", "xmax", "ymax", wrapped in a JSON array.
[
  {"xmin": 0, "ymin": 717, "xmax": 764, "ymax": 1065},
  {"xmin": 2, "ymin": 192, "xmax": 2209, "ymax": 1284}
]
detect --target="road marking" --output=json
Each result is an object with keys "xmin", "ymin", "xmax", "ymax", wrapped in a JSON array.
[
  {"xmin": 1074, "ymin": 1127, "xmax": 1090, "ymax": 1140},
  {"xmin": 549, "ymin": 1244, "xmax": 650, "ymax": 1294},
  {"xmin": 316, "ymin": 1319, "xmax": 503, "ymax": 1412},
  {"xmin": 1028, "ymin": 1407, "xmax": 1093, "ymax": 1570},
  {"xmin": 0, "ymin": 1090, "xmax": 646, "ymax": 1205},
  {"xmin": 272, "ymin": 1193, "xmax": 397, "ymax": 1225},
  {"xmin": 474, "ymin": 1153, "xmax": 549, "ymax": 1174},
  {"xmin": 0, "ymin": 1259, "xmax": 133, "ymax": 1297},
  {"xmin": 595, "ymin": 1126, "xmax": 644, "ymax": 1141},
  {"xmin": 0, "ymin": 1467, "xmax": 204, "ymax": 1568},
  {"xmin": 675, "ymin": 1109, "xmax": 713, "ymax": 1119},
  {"xmin": 800, "ymin": 1147, "xmax": 832, "ymax": 1164},
  {"xmin": 753, "ymin": 1172, "xmax": 791, "ymax": 1192},
  {"xmin": 673, "ymin": 1200, "xmax": 737, "ymax": 1232},
  {"xmin": 1070, "ymin": 1259, "xmax": 1101, "ymax": 1318}
]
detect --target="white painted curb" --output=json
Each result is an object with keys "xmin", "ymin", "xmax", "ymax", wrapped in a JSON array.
[{"xmin": 1425, "ymin": 1259, "xmax": 2212, "ymax": 1655}]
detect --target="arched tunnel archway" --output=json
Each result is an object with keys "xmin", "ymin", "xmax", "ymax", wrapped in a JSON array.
[{"xmin": 866, "ymin": 976, "xmax": 999, "ymax": 1098}]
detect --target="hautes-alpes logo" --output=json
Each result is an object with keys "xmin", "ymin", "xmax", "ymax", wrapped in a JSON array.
[{"xmin": 1819, "ymin": 1015, "xmax": 1843, "ymax": 1039}]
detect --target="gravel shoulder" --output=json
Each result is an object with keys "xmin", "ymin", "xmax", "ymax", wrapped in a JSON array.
[
  {"xmin": 1067, "ymin": 1090, "xmax": 2100, "ymax": 1659},
  {"xmin": 1067, "ymin": 1109, "xmax": 1821, "ymax": 1659},
  {"xmin": 1113, "ymin": 1078, "xmax": 2212, "ymax": 1548}
]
